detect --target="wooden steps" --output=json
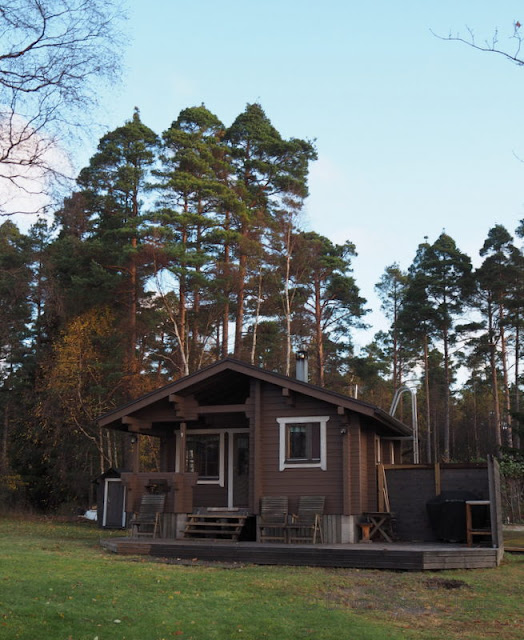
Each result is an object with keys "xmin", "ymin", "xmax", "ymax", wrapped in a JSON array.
[{"xmin": 183, "ymin": 511, "xmax": 248, "ymax": 541}]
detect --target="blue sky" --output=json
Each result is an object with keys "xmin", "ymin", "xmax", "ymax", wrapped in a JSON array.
[{"xmin": 77, "ymin": 1, "xmax": 524, "ymax": 345}]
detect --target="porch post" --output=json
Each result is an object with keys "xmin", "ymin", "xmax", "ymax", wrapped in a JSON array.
[
  {"xmin": 341, "ymin": 416, "xmax": 350, "ymax": 516},
  {"xmin": 131, "ymin": 436, "xmax": 140, "ymax": 473},
  {"xmin": 253, "ymin": 380, "xmax": 262, "ymax": 514},
  {"xmin": 349, "ymin": 416, "xmax": 362, "ymax": 514},
  {"xmin": 179, "ymin": 422, "xmax": 187, "ymax": 474}
]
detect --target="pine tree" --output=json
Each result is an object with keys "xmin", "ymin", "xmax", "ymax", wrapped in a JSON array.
[
  {"xmin": 225, "ymin": 103, "xmax": 316, "ymax": 358},
  {"xmin": 0, "ymin": 221, "xmax": 32, "ymax": 477},
  {"xmin": 475, "ymin": 225, "xmax": 523, "ymax": 448},
  {"xmin": 401, "ymin": 233, "xmax": 473, "ymax": 461},
  {"xmin": 77, "ymin": 109, "xmax": 159, "ymax": 396},
  {"xmin": 297, "ymin": 232, "xmax": 367, "ymax": 386},
  {"xmin": 375, "ymin": 263, "xmax": 410, "ymax": 391},
  {"xmin": 152, "ymin": 105, "xmax": 229, "ymax": 374}
]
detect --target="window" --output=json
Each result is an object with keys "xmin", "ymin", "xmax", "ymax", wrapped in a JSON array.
[
  {"xmin": 277, "ymin": 416, "xmax": 328, "ymax": 470},
  {"xmin": 185, "ymin": 433, "xmax": 224, "ymax": 484}
]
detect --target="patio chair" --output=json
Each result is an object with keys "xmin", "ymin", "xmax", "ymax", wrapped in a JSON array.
[
  {"xmin": 259, "ymin": 496, "xmax": 288, "ymax": 543},
  {"xmin": 287, "ymin": 496, "xmax": 325, "ymax": 544},
  {"xmin": 129, "ymin": 493, "xmax": 165, "ymax": 538}
]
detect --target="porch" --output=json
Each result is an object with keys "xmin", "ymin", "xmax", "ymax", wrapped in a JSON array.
[{"xmin": 100, "ymin": 537, "xmax": 500, "ymax": 571}]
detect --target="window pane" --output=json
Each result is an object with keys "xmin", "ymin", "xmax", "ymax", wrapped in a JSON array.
[
  {"xmin": 289, "ymin": 426, "xmax": 307, "ymax": 459},
  {"xmin": 286, "ymin": 423, "xmax": 320, "ymax": 462},
  {"xmin": 186, "ymin": 434, "xmax": 220, "ymax": 479}
]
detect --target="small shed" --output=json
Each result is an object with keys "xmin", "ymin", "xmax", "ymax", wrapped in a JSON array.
[{"xmin": 95, "ymin": 468, "xmax": 127, "ymax": 529}]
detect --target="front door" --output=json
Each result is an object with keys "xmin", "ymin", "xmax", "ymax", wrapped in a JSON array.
[
  {"xmin": 182, "ymin": 430, "xmax": 249, "ymax": 509},
  {"xmin": 231, "ymin": 433, "xmax": 249, "ymax": 508}
]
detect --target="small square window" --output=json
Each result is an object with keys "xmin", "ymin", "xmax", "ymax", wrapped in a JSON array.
[
  {"xmin": 287, "ymin": 423, "xmax": 320, "ymax": 462},
  {"xmin": 278, "ymin": 416, "xmax": 328, "ymax": 470}
]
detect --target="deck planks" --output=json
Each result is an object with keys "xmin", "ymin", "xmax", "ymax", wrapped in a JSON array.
[{"xmin": 100, "ymin": 538, "xmax": 499, "ymax": 570}]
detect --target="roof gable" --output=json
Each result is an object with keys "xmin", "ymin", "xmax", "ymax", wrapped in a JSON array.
[{"xmin": 99, "ymin": 358, "xmax": 411, "ymax": 436}]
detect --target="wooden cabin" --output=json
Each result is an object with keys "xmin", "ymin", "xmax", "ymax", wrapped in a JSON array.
[{"xmin": 99, "ymin": 358, "xmax": 413, "ymax": 543}]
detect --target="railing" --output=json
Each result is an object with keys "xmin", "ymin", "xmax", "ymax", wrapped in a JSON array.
[{"xmin": 120, "ymin": 472, "xmax": 198, "ymax": 514}]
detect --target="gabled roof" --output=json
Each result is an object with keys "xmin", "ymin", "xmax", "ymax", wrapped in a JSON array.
[{"xmin": 99, "ymin": 357, "xmax": 412, "ymax": 437}]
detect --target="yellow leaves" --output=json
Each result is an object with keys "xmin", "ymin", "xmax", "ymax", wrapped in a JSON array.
[
  {"xmin": 0, "ymin": 474, "xmax": 25, "ymax": 492},
  {"xmin": 50, "ymin": 307, "xmax": 116, "ymax": 385},
  {"xmin": 37, "ymin": 306, "xmax": 119, "ymax": 429}
]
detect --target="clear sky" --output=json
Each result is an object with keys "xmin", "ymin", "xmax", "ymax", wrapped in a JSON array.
[{"xmin": 42, "ymin": 1, "xmax": 524, "ymax": 347}]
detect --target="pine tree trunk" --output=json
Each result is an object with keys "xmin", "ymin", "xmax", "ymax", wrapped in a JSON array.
[
  {"xmin": 487, "ymin": 298, "xmax": 502, "ymax": 448},
  {"xmin": 234, "ymin": 250, "xmax": 247, "ymax": 358},
  {"xmin": 283, "ymin": 237, "xmax": 292, "ymax": 377},
  {"xmin": 514, "ymin": 320, "xmax": 520, "ymax": 448},
  {"xmin": 499, "ymin": 304, "xmax": 513, "ymax": 447},
  {"xmin": 250, "ymin": 269, "xmax": 263, "ymax": 365},
  {"xmin": 1, "ymin": 400, "xmax": 9, "ymax": 474},
  {"xmin": 222, "ymin": 219, "xmax": 231, "ymax": 358},
  {"xmin": 424, "ymin": 335, "xmax": 433, "ymax": 463},
  {"xmin": 443, "ymin": 324, "xmax": 451, "ymax": 462},
  {"xmin": 314, "ymin": 276, "xmax": 324, "ymax": 386}
]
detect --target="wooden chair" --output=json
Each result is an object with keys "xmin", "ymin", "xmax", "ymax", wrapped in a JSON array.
[
  {"xmin": 287, "ymin": 496, "xmax": 325, "ymax": 544},
  {"xmin": 259, "ymin": 496, "xmax": 288, "ymax": 543},
  {"xmin": 129, "ymin": 493, "xmax": 165, "ymax": 538}
]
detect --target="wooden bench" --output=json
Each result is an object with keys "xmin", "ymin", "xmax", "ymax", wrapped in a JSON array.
[
  {"xmin": 259, "ymin": 496, "xmax": 288, "ymax": 543},
  {"xmin": 129, "ymin": 493, "xmax": 165, "ymax": 538},
  {"xmin": 287, "ymin": 496, "xmax": 325, "ymax": 544}
]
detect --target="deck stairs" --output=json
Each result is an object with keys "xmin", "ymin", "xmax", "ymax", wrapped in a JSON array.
[{"xmin": 183, "ymin": 508, "xmax": 249, "ymax": 541}]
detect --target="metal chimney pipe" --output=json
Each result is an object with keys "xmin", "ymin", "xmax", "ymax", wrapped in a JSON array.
[{"xmin": 295, "ymin": 350, "xmax": 309, "ymax": 382}]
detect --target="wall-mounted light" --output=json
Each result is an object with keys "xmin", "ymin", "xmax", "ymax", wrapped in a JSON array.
[
  {"xmin": 130, "ymin": 435, "xmax": 138, "ymax": 444},
  {"xmin": 340, "ymin": 428, "xmax": 347, "ymax": 435}
]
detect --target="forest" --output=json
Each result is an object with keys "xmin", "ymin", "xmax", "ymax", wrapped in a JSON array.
[{"xmin": 0, "ymin": 103, "xmax": 522, "ymax": 515}]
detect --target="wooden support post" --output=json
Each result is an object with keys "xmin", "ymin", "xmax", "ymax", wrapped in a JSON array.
[
  {"xmin": 434, "ymin": 462, "xmax": 441, "ymax": 496},
  {"xmin": 341, "ymin": 420, "xmax": 350, "ymax": 515},
  {"xmin": 377, "ymin": 463, "xmax": 384, "ymax": 512},
  {"xmin": 179, "ymin": 422, "xmax": 187, "ymax": 474},
  {"xmin": 349, "ymin": 418, "xmax": 362, "ymax": 515},
  {"xmin": 253, "ymin": 380, "xmax": 262, "ymax": 514},
  {"xmin": 131, "ymin": 436, "xmax": 140, "ymax": 473}
]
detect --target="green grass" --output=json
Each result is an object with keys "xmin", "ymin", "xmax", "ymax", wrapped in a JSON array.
[{"xmin": 0, "ymin": 516, "xmax": 523, "ymax": 640}]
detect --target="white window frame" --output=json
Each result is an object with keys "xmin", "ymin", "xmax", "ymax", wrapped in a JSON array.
[
  {"xmin": 177, "ymin": 429, "xmax": 225, "ymax": 486},
  {"xmin": 277, "ymin": 416, "xmax": 328, "ymax": 471}
]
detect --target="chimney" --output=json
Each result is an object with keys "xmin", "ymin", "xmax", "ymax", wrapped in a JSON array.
[{"xmin": 295, "ymin": 349, "xmax": 309, "ymax": 382}]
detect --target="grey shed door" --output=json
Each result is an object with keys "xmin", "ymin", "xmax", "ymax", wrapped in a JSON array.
[{"xmin": 103, "ymin": 479, "xmax": 126, "ymax": 528}]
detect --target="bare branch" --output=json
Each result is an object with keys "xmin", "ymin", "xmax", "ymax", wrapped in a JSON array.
[
  {"xmin": 432, "ymin": 21, "xmax": 524, "ymax": 66},
  {"xmin": 0, "ymin": 0, "xmax": 126, "ymax": 214}
]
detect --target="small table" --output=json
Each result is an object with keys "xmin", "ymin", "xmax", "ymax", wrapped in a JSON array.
[
  {"xmin": 362, "ymin": 512, "xmax": 393, "ymax": 543},
  {"xmin": 465, "ymin": 501, "xmax": 491, "ymax": 547}
]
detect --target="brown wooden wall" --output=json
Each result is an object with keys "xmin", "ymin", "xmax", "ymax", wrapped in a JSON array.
[
  {"xmin": 144, "ymin": 379, "xmax": 400, "ymax": 518},
  {"xmin": 252, "ymin": 382, "xmax": 388, "ymax": 517},
  {"xmin": 256, "ymin": 381, "xmax": 346, "ymax": 516}
]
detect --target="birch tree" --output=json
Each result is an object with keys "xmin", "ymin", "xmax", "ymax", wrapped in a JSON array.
[{"xmin": 0, "ymin": 0, "xmax": 124, "ymax": 213}]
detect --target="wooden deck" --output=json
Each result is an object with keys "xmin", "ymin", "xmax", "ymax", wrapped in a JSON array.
[{"xmin": 100, "ymin": 537, "xmax": 500, "ymax": 571}]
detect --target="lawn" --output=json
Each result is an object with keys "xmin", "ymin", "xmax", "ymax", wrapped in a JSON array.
[{"xmin": 0, "ymin": 516, "xmax": 522, "ymax": 640}]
